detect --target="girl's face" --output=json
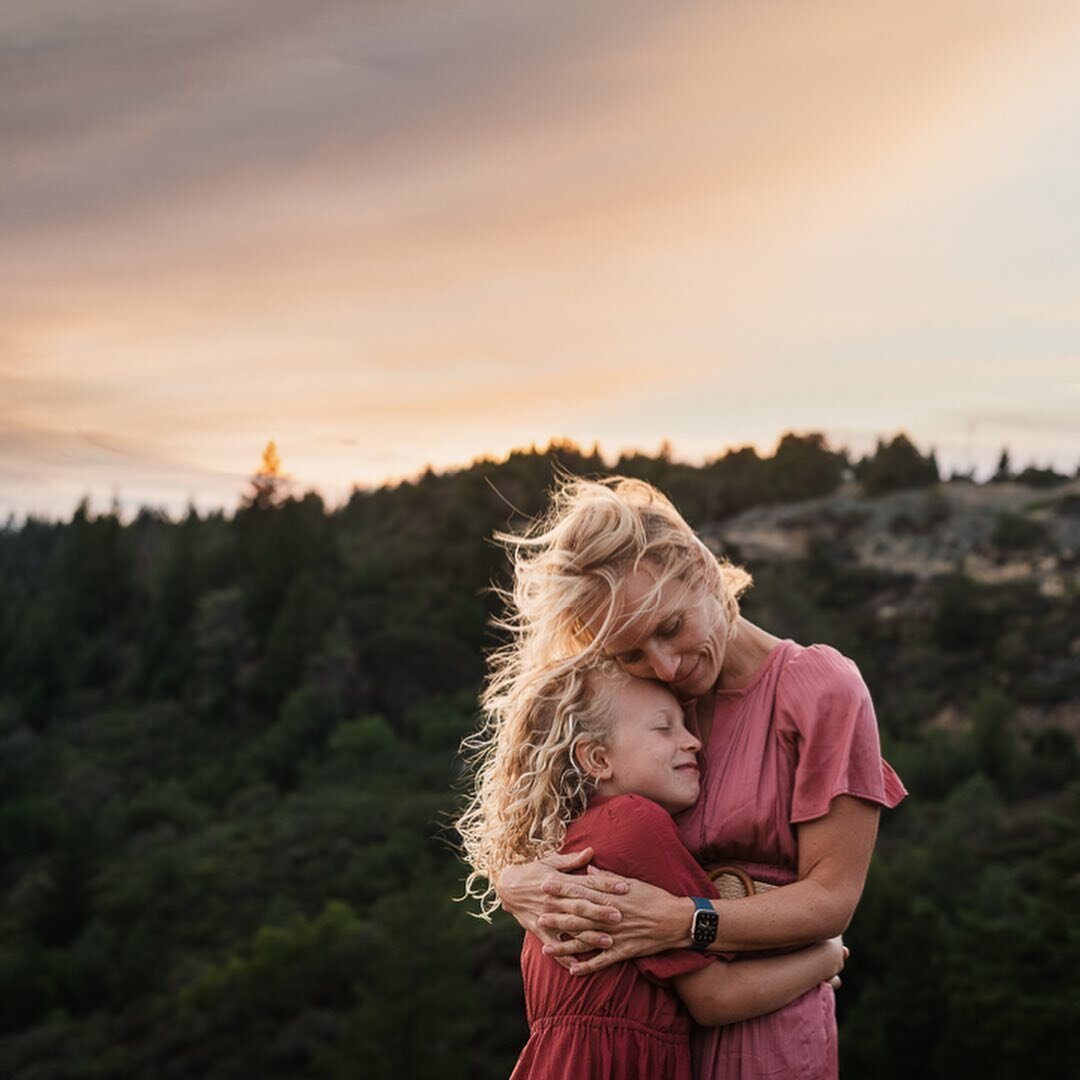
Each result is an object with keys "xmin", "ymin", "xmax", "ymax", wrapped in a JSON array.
[
  {"xmin": 586, "ymin": 675, "xmax": 702, "ymax": 814},
  {"xmin": 596, "ymin": 567, "xmax": 728, "ymax": 701}
]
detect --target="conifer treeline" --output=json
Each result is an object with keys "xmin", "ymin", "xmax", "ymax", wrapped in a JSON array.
[{"xmin": 0, "ymin": 434, "xmax": 1077, "ymax": 1078}]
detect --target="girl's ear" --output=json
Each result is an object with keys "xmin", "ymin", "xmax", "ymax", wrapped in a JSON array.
[{"xmin": 575, "ymin": 739, "xmax": 613, "ymax": 782}]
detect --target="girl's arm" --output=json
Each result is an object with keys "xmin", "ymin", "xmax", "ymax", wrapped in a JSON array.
[
  {"xmin": 539, "ymin": 795, "xmax": 880, "ymax": 974},
  {"xmin": 674, "ymin": 938, "xmax": 847, "ymax": 1026}
]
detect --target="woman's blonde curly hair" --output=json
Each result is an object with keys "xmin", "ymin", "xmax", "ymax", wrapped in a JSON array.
[{"xmin": 456, "ymin": 474, "xmax": 751, "ymax": 915}]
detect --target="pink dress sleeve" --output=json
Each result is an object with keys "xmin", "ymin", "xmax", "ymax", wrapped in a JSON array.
[
  {"xmin": 776, "ymin": 645, "xmax": 907, "ymax": 825},
  {"xmin": 583, "ymin": 794, "xmax": 720, "ymax": 986}
]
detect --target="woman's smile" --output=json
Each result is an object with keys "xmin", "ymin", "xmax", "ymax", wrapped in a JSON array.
[{"xmin": 672, "ymin": 654, "xmax": 703, "ymax": 693}]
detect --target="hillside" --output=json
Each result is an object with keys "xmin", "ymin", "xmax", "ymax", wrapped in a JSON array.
[{"xmin": 0, "ymin": 439, "xmax": 1077, "ymax": 1078}]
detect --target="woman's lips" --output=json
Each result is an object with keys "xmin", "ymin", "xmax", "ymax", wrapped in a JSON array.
[{"xmin": 674, "ymin": 655, "xmax": 701, "ymax": 688}]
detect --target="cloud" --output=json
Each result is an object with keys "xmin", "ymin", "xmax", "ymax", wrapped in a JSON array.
[
  {"xmin": 3, "ymin": 0, "xmax": 1080, "ymax": 518},
  {"xmin": 4, "ymin": 0, "xmax": 1068, "ymax": 251},
  {"xmin": 941, "ymin": 408, "xmax": 1080, "ymax": 438},
  {"xmin": 1, "ymin": 0, "xmax": 618, "ymax": 244}
]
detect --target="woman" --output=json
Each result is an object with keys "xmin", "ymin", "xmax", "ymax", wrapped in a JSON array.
[{"xmin": 482, "ymin": 475, "xmax": 906, "ymax": 1079}]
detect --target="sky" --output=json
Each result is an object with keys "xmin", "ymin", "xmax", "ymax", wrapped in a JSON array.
[{"xmin": 3, "ymin": 0, "xmax": 1080, "ymax": 521}]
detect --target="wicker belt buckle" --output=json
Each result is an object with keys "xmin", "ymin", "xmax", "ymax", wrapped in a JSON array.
[{"xmin": 707, "ymin": 864, "xmax": 777, "ymax": 900}]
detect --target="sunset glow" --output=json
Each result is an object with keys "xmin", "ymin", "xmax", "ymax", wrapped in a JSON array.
[{"xmin": 3, "ymin": 0, "xmax": 1079, "ymax": 519}]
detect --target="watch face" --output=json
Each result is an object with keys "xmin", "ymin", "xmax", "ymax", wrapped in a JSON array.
[{"xmin": 692, "ymin": 910, "xmax": 719, "ymax": 944}]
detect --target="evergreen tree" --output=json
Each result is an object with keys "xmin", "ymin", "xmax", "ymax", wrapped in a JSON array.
[{"xmin": 856, "ymin": 433, "xmax": 940, "ymax": 495}]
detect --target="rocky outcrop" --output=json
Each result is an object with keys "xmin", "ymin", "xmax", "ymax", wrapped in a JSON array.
[{"xmin": 705, "ymin": 480, "xmax": 1080, "ymax": 597}]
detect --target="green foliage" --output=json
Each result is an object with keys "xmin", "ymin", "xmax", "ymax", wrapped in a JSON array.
[
  {"xmin": 0, "ymin": 442, "xmax": 1077, "ymax": 1078},
  {"xmin": 1015, "ymin": 465, "xmax": 1070, "ymax": 488},
  {"xmin": 971, "ymin": 688, "xmax": 1016, "ymax": 788},
  {"xmin": 193, "ymin": 587, "xmax": 254, "ymax": 715},
  {"xmin": 933, "ymin": 572, "xmax": 986, "ymax": 652},
  {"xmin": 181, "ymin": 900, "xmax": 372, "ymax": 1018},
  {"xmin": 842, "ymin": 782, "xmax": 1080, "ymax": 1078},
  {"xmin": 327, "ymin": 714, "xmax": 395, "ymax": 759},
  {"xmin": 768, "ymin": 432, "xmax": 849, "ymax": 501},
  {"xmin": 990, "ymin": 511, "xmax": 1051, "ymax": 554},
  {"xmin": 255, "ymin": 570, "xmax": 341, "ymax": 708},
  {"xmin": 856, "ymin": 433, "xmax": 940, "ymax": 495},
  {"xmin": 245, "ymin": 686, "xmax": 338, "ymax": 790}
]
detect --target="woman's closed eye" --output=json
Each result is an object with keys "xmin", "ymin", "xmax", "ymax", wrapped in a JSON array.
[{"xmin": 658, "ymin": 617, "xmax": 682, "ymax": 638}]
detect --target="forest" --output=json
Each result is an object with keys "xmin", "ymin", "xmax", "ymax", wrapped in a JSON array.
[{"xmin": 1, "ymin": 433, "xmax": 1078, "ymax": 1078}]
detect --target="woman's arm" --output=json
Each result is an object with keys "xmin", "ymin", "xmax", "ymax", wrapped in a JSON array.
[
  {"xmin": 545, "ymin": 796, "xmax": 880, "ymax": 974},
  {"xmin": 674, "ymin": 938, "xmax": 847, "ymax": 1027}
]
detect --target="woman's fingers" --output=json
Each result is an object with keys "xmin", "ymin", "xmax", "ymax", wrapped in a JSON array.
[
  {"xmin": 540, "ymin": 881, "xmax": 626, "ymax": 924},
  {"xmin": 541, "ymin": 931, "xmax": 613, "ymax": 958},
  {"xmin": 566, "ymin": 943, "xmax": 631, "ymax": 977},
  {"xmin": 828, "ymin": 975, "xmax": 842, "ymax": 990},
  {"xmin": 584, "ymin": 864, "xmax": 631, "ymax": 895},
  {"xmin": 544, "ymin": 872, "xmax": 628, "ymax": 901},
  {"xmin": 537, "ymin": 906, "xmax": 619, "ymax": 935},
  {"xmin": 540, "ymin": 847, "xmax": 595, "ymax": 873}
]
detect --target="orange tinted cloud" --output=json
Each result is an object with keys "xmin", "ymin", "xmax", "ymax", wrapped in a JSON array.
[{"xmin": 2, "ymin": 0, "xmax": 1079, "ymax": 518}]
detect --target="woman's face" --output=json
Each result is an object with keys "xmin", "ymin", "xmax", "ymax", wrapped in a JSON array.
[{"xmin": 593, "ymin": 567, "xmax": 728, "ymax": 700}]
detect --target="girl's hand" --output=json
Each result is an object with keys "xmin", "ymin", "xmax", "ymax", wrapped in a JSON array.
[
  {"xmin": 824, "ymin": 936, "xmax": 848, "ymax": 989},
  {"xmin": 496, "ymin": 849, "xmax": 630, "ymax": 954}
]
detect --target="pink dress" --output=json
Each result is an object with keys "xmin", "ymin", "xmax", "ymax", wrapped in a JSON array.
[
  {"xmin": 676, "ymin": 640, "xmax": 907, "ymax": 1080},
  {"xmin": 513, "ymin": 794, "xmax": 719, "ymax": 1079}
]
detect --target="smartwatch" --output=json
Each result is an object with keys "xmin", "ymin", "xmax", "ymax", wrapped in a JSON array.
[{"xmin": 690, "ymin": 897, "xmax": 719, "ymax": 951}]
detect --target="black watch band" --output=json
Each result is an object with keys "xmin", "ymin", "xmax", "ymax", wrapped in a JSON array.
[{"xmin": 690, "ymin": 897, "xmax": 718, "ymax": 952}]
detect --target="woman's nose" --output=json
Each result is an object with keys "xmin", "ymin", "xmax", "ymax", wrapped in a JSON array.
[{"xmin": 646, "ymin": 645, "xmax": 680, "ymax": 682}]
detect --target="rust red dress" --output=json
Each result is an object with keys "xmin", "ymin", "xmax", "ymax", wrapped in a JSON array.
[
  {"xmin": 511, "ymin": 793, "xmax": 719, "ymax": 1080},
  {"xmin": 677, "ymin": 640, "xmax": 907, "ymax": 1080}
]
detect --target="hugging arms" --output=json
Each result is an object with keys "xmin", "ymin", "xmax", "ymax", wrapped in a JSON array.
[{"xmin": 497, "ymin": 791, "xmax": 880, "ymax": 974}]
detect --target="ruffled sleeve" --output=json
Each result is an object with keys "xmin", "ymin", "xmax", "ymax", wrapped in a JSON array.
[
  {"xmin": 582, "ymin": 794, "xmax": 720, "ymax": 986},
  {"xmin": 775, "ymin": 645, "xmax": 907, "ymax": 825}
]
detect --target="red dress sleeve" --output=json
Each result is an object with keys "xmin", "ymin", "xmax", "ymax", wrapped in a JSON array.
[
  {"xmin": 571, "ymin": 794, "xmax": 719, "ymax": 986},
  {"xmin": 776, "ymin": 645, "xmax": 908, "ymax": 825}
]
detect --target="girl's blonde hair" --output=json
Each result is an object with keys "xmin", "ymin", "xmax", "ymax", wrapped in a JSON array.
[
  {"xmin": 457, "ymin": 658, "xmax": 627, "ymax": 917},
  {"xmin": 457, "ymin": 475, "xmax": 751, "ymax": 915}
]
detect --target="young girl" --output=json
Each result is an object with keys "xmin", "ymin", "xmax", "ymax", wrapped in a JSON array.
[{"xmin": 457, "ymin": 660, "xmax": 846, "ymax": 1079}]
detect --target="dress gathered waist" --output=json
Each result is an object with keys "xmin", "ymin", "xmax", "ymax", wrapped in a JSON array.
[{"xmin": 530, "ymin": 1012, "xmax": 691, "ymax": 1044}]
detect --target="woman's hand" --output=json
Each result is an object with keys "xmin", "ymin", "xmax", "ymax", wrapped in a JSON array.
[
  {"xmin": 496, "ymin": 849, "xmax": 630, "ymax": 955},
  {"xmin": 540, "ymin": 872, "xmax": 693, "ymax": 975}
]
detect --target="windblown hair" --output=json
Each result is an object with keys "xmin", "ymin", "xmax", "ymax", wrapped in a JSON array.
[
  {"xmin": 457, "ymin": 659, "xmax": 627, "ymax": 917},
  {"xmin": 457, "ymin": 475, "xmax": 751, "ymax": 916},
  {"xmin": 485, "ymin": 475, "xmax": 751, "ymax": 718}
]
